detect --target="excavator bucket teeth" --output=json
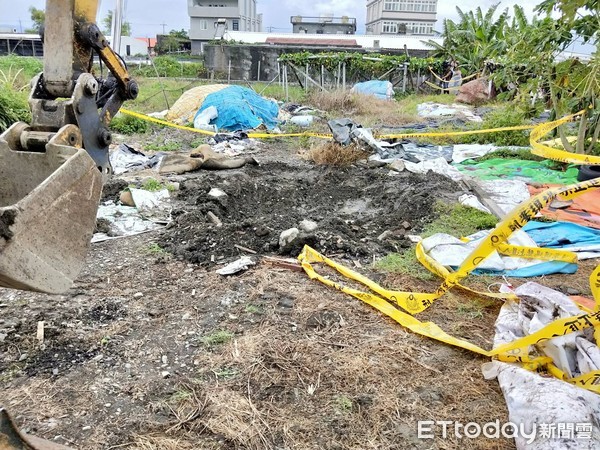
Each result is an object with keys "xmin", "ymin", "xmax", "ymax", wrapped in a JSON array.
[{"xmin": 0, "ymin": 123, "xmax": 102, "ymax": 294}]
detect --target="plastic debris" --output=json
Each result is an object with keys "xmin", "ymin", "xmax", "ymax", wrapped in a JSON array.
[
  {"xmin": 351, "ymin": 80, "xmax": 394, "ymax": 100},
  {"xmin": 216, "ymin": 256, "xmax": 256, "ymax": 275},
  {"xmin": 109, "ymin": 144, "xmax": 164, "ymax": 175}
]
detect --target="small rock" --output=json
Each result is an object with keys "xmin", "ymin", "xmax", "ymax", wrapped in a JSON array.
[
  {"xmin": 208, "ymin": 188, "xmax": 227, "ymax": 199},
  {"xmin": 182, "ymin": 312, "xmax": 191, "ymax": 320},
  {"xmin": 401, "ymin": 221, "xmax": 412, "ymax": 230},
  {"xmin": 0, "ymin": 333, "xmax": 6, "ymax": 342},
  {"xmin": 377, "ymin": 230, "xmax": 392, "ymax": 241},
  {"xmin": 119, "ymin": 190, "xmax": 135, "ymax": 207},
  {"xmin": 52, "ymin": 368, "xmax": 59, "ymax": 375},
  {"xmin": 133, "ymin": 292, "xmax": 144, "ymax": 298},
  {"xmin": 82, "ymin": 426, "xmax": 91, "ymax": 431},
  {"xmin": 279, "ymin": 228, "xmax": 300, "ymax": 248},
  {"xmin": 389, "ymin": 160, "xmax": 405, "ymax": 172},
  {"xmin": 299, "ymin": 219, "xmax": 318, "ymax": 233},
  {"xmin": 18, "ymin": 353, "xmax": 28, "ymax": 362},
  {"xmin": 161, "ymin": 371, "xmax": 171, "ymax": 378},
  {"xmin": 162, "ymin": 355, "xmax": 168, "ymax": 364}
]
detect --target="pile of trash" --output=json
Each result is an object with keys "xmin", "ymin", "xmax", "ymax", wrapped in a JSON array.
[{"xmin": 166, "ymin": 84, "xmax": 279, "ymax": 133}]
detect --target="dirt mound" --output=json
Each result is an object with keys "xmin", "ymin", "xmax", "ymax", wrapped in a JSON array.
[{"xmin": 160, "ymin": 162, "xmax": 462, "ymax": 264}]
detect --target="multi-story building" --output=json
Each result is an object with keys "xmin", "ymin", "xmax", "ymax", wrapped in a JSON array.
[
  {"xmin": 291, "ymin": 15, "xmax": 357, "ymax": 35},
  {"xmin": 366, "ymin": 0, "xmax": 437, "ymax": 36},
  {"xmin": 188, "ymin": 0, "xmax": 262, "ymax": 54}
]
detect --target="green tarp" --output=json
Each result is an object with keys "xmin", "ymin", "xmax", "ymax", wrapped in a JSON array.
[{"xmin": 456, "ymin": 158, "xmax": 578, "ymax": 184}]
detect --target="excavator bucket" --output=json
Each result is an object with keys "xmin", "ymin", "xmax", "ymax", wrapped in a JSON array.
[{"xmin": 0, "ymin": 123, "xmax": 102, "ymax": 294}]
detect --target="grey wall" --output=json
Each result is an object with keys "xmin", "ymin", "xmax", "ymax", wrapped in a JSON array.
[{"xmin": 203, "ymin": 44, "xmax": 430, "ymax": 81}]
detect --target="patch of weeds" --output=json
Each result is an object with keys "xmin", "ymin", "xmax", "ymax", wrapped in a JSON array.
[
  {"xmin": 245, "ymin": 304, "xmax": 262, "ymax": 314},
  {"xmin": 169, "ymin": 389, "xmax": 192, "ymax": 404},
  {"xmin": 477, "ymin": 148, "xmax": 543, "ymax": 162},
  {"xmin": 109, "ymin": 114, "xmax": 148, "ymax": 134},
  {"xmin": 424, "ymin": 202, "xmax": 498, "ymax": 238},
  {"xmin": 298, "ymin": 134, "xmax": 311, "ymax": 149},
  {"xmin": 213, "ymin": 367, "xmax": 238, "ymax": 379},
  {"xmin": 334, "ymin": 395, "xmax": 353, "ymax": 413},
  {"xmin": 100, "ymin": 336, "xmax": 110, "ymax": 347},
  {"xmin": 145, "ymin": 141, "xmax": 180, "ymax": 152},
  {"xmin": 376, "ymin": 251, "xmax": 434, "ymax": 281},
  {"xmin": 141, "ymin": 178, "xmax": 164, "ymax": 191},
  {"xmin": 144, "ymin": 243, "xmax": 169, "ymax": 256},
  {"xmin": 190, "ymin": 137, "xmax": 206, "ymax": 148},
  {"xmin": 0, "ymin": 366, "xmax": 21, "ymax": 383},
  {"xmin": 201, "ymin": 330, "xmax": 234, "ymax": 347}
]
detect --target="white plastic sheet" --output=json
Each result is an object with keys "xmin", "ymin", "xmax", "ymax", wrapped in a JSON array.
[{"xmin": 483, "ymin": 282, "xmax": 600, "ymax": 449}]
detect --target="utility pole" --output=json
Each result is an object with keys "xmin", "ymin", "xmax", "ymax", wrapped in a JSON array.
[
  {"xmin": 111, "ymin": 0, "xmax": 124, "ymax": 54},
  {"xmin": 160, "ymin": 22, "xmax": 167, "ymax": 34}
]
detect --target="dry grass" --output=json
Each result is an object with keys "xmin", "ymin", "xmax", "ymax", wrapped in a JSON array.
[
  {"xmin": 308, "ymin": 90, "xmax": 421, "ymax": 127},
  {"xmin": 304, "ymin": 141, "xmax": 370, "ymax": 166}
]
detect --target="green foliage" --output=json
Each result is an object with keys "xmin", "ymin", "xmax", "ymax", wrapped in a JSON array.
[
  {"xmin": 376, "ymin": 251, "xmax": 434, "ymax": 281},
  {"xmin": 109, "ymin": 114, "xmax": 148, "ymax": 134},
  {"xmin": 377, "ymin": 202, "xmax": 498, "ymax": 278},
  {"xmin": 26, "ymin": 7, "xmax": 45, "ymax": 34},
  {"xmin": 144, "ymin": 243, "xmax": 169, "ymax": 255},
  {"xmin": 0, "ymin": 87, "xmax": 29, "ymax": 132},
  {"xmin": 334, "ymin": 395, "xmax": 353, "ymax": 413},
  {"xmin": 477, "ymin": 148, "xmax": 544, "ymax": 162},
  {"xmin": 155, "ymin": 29, "xmax": 190, "ymax": 55},
  {"xmin": 131, "ymin": 56, "xmax": 206, "ymax": 78},
  {"xmin": 141, "ymin": 178, "xmax": 165, "ymax": 191},
  {"xmin": 201, "ymin": 330, "xmax": 234, "ymax": 347},
  {"xmin": 476, "ymin": 105, "xmax": 531, "ymax": 146},
  {"xmin": 278, "ymin": 52, "xmax": 444, "ymax": 77},
  {"xmin": 102, "ymin": 10, "xmax": 131, "ymax": 36},
  {"xmin": 0, "ymin": 55, "xmax": 43, "ymax": 81},
  {"xmin": 145, "ymin": 141, "xmax": 180, "ymax": 152},
  {"xmin": 426, "ymin": 202, "xmax": 498, "ymax": 238}
]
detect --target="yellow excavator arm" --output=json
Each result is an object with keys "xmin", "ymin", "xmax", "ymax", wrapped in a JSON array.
[{"xmin": 0, "ymin": 0, "xmax": 138, "ymax": 294}]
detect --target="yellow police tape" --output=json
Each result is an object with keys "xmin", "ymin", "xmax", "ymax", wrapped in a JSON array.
[
  {"xmin": 296, "ymin": 106, "xmax": 600, "ymax": 393},
  {"xmin": 119, "ymin": 107, "xmax": 535, "ymax": 141},
  {"xmin": 299, "ymin": 178, "xmax": 600, "ymax": 393}
]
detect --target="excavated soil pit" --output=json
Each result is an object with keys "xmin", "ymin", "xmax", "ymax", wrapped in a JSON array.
[{"xmin": 160, "ymin": 162, "xmax": 463, "ymax": 264}]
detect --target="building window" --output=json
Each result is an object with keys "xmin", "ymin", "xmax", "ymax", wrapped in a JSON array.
[
  {"xmin": 384, "ymin": 0, "xmax": 437, "ymax": 13},
  {"xmin": 232, "ymin": 19, "xmax": 239, "ymax": 31},
  {"xmin": 382, "ymin": 21, "xmax": 398, "ymax": 33},
  {"xmin": 200, "ymin": 20, "xmax": 208, "ymax": 30}
]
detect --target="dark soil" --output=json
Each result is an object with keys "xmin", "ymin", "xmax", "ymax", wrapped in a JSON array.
[{"xmin": 160, "ymin": 162, "xmax": 462, "ymax": 265}]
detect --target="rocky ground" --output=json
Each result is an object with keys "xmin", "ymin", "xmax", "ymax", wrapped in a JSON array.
[{"xmin": 1, "ymin": 137, "xmax": 594, "ymax": 449}]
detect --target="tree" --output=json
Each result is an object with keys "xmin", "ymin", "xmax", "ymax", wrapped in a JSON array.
[
  {"xmin": 155, "ymin": 29, "xmax": 190, "ymax": 55},
  {"xmin": 25, "ymin": 6, "xmax": 45, "ymax": 34},
  {"xmin": 102, "ymin": 10, "xmax": 131, "ymax": 36}
]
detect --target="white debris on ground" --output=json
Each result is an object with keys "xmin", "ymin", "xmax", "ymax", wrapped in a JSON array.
[
  {"xmin": 417, "ymin": 102, "xmax": 484, "ymax": 122},
  {"xmin": 483, "ymin": 282, "xmax": 600, "ymax": 449}
]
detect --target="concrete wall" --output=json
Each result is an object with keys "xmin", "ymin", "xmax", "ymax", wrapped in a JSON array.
[
  {"xmin": 203, "ymin": 43, "xmax": 431, "ymax": 81},
  {"xmin": 293, "ymin": 23, "xmax": 356, "ymax": 34}
]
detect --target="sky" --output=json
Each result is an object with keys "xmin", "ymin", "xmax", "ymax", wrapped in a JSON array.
[{"xmin": 0, "ymin": 0, "xmax": 591, "ymax": 53}]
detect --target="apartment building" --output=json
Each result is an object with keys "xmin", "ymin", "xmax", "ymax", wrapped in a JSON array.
[
  {"xmin": 366, "ymin": 0, "xmax": 437, "ymax": 36},
  {"xmin": 291, "ymin": 15, "xmax": 357, "ymax": 35},
  {"xmin": 188, "ymin": 0, "xmax": 262, "ymax": 53}
]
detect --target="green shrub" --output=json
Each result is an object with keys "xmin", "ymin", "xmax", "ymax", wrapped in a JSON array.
[
  {"xmin": 130, "ymin": 56, "xmax": 206, "ymax": 78},
  {"xmin": 0, "ymin": 55, "xmax": 42, "ymax": 81},
  {"xmin": 109, "ymin": 114, "xmax": 149, "ymax": 134},
  {"xmin": 477, "ymin": 105, "xmax": 531, "ymax": 147},
  {"xmin": 0, "ymin": 87, "xmax": 30, "ymax": 132}
]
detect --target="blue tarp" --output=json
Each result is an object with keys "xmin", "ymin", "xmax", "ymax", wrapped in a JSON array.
[
  {"xmin": 352, "ymin": 80, "xmax": 393, "ymax": 100},
  {"xmin": 473, "ymin": 221, "xmax": 600, "ymax": 277},
  {"xmin": 524, "ymin": 221, "xmax": 600, "ymax": 250},
  {"xmin": 195, "ymin": 86, "xmax": 279, "ymax": 132}
]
